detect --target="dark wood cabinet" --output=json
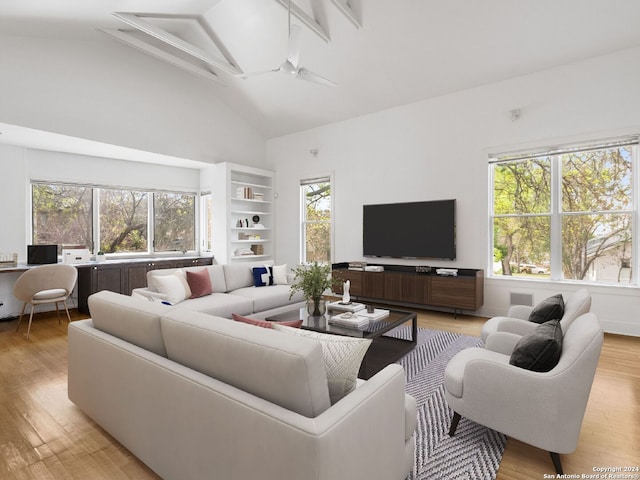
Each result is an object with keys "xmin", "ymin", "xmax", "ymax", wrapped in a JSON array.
[
  {"xmin": 362, "ymin": 271, "xmax": 386, "ymax": 299},
  {"xmin": 331, "ymin": 266, "xmax": 483, "ymax": 314},
  {"xmin": 77, "ymin": 256, "xmax": 213, "ymax": 314},
  {"xmin": 333, "ymin": 269, "xmax": 363, "ymax": 296},
  {"xmin": 428, "ymin": 274, "xmax": 483, "ymax": 310},
  {"xmin": 126, "ymin": 263, "xmax": 155, "ymax": 294},
  {"xmin": 384, "ymin": 272, "xmax": 426, "ymax": 304}
]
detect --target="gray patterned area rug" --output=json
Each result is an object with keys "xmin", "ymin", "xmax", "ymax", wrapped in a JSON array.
[{"xmin": 389, "ymin": 327, "xmax": 507, "ymax": 480}]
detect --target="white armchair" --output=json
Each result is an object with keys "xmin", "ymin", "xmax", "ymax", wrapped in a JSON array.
[
  {"xmin": 445, "ymin": 312, "xmax": 603, "ymax": 474},
  {"xmin": 13, "ymin": 263, "xmax": 78, "ymax": 339},
  {"xmin": 480, "ymin": 288, "xmax": 591, "ymax": 343}
]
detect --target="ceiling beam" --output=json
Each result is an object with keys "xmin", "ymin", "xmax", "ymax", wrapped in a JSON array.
[
  {"xmin": 272, "ymin": 0, "xmax": 330, "ymax": 43},
  {"xmin": 329, "ymin": 0, "xmax": 360, "ymax": 28},
  {"xmin": 113, "ymin": 12, "xmax": 243, "ymax": 76},
  {"xmin": 101, "ymin": 28, "xmax": 226, "ymax": 86}
]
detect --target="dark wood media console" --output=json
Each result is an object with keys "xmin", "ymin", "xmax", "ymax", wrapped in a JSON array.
[{"xmin": 332, "ymin": 263, "xmax": 484, "ymax": 315}]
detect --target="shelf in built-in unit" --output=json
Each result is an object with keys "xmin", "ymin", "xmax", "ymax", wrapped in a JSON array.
[
  {"xmin": 232, "ymin": 210, "xmax": 272, "ymax": 215},
  {"xmin": 231, "ymin": 227, "xmax": 271, "ymax": 231},
  {"xmin": 232, "ymin": 239, "xmax": 270, "ymax": 244},
  {"xmin": 231, "ymin": 254, "xmax": 271, "ymax": 260},
  {"xmin": 232, "ymin": 197, "xmax": 272, "ymax": 204},
  {"xmin": 231, "ymin": 180, "xmax": 272, "ymax": 190}
]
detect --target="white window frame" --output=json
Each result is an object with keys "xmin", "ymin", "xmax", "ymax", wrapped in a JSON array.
[
  {"xmin": 299, "ymin": 173, "xmax": 334, "ymax": 264},
  {"xmin": 489, "ymin": 135, "xmax": 638, "ymax": 285},
  {"xmin": 31, "ymin": 180, "xmax": 199, "ymax": 257}
]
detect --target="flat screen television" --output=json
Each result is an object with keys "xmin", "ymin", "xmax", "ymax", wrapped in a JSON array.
[
  {"xmin": 27, "ymin": 244, "xmax": 58, "ymax": 265},
  {"xmin": 363, "ymin": 200, "xmax": 456, "ymax": 260}
]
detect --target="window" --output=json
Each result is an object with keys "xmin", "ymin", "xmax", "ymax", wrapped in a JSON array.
[
  {"xmin": 300, "ymin": 176, "xmax": 332, "ymax": 263},
  {"xmin": 31, "ymin": 182, "xmax": 197, "ymax": 256},
  {"xmin": 200, "ymin": 192, "xmax": 212, "ymax": 252},
  {"xmin": 153, "ymin": 192, "xmax": 196, "ymax": 252},
  {"xmin": 490, "ymin": 137, "xmax": 636, "ymax": 285},
  {"xmin": 99, "ymin": 189, "xmax": 148, "ymax": 253},
  {"xmin": 32, "ymin": 183, "xmax": 93, "ymax": 253}
]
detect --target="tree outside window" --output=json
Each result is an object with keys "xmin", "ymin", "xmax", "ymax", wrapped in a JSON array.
[
  {"xmin": 32, "ymin": 184, "xmax": 93, "ymax": 253},
  {"xmin": 32, "ymin": 183, "xmax": 197, "ymax": 255},
  {"xmin": 154, "ymin": 192, "xmax": 196, "ymax": 252},
  {"xmin": 491, "ymin": 140, "xmax": 635, "ymax": 284},
  {"xmin": 99, "ymin": 189, "xmax": 148, "ymax": 253},
  {"xmin": 301, "ymin": 178, "xmax": 332, "ymax": 263}
]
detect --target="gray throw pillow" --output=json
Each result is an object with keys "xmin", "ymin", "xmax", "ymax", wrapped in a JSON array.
[
  {"xmin": 528, "ymin": 294, "xmax": 564, "ymax": 324},
  {"xmin": 509, "ymin": 319, "xmax": 563, "ymax": 372}
]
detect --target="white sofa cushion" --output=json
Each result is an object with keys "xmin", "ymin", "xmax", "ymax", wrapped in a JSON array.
[
  {"xmin": 223, "ymin": 261, "xmax": 274, "ymax": 292},
  {"xmin": 170, "ymin": 292, "xmax": 253, "ymax": 318},
  {"xmin": 272, "ymin": 264, "xmax": 288, "ymax": 285},
  {"xmin": 229, "ymin": 285, "xmax": 304, "ymax": 313},
  {"xmin": 272, "ymin": 324, "xmax": 372, "ymax": 404},
  {"xmin": 160, "ymin": 309, "xmax": 331, "ymax": 418},
  {"xmin": 154, "ymin": 272, "xmax": 191, "ymax": 304},
  {"xmin": 88, "ymin": 290, "xmax": 169, "ymax": 357},
  {"xmin": 147, "ymin": 265, "xmax": 228, "ymax": 293},
  {"xmin": 203, "ymin": 264, "xmax": 228, "ymax": 293}
]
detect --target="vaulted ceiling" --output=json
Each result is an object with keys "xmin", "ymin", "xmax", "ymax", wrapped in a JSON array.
[{"xmin": 2, "ymin": 0, "xmax": 640, "ymax": 140}]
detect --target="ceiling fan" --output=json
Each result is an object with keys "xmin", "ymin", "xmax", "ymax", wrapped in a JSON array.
[{"xmin": 243, "ymin": 0, "xmax": 336, "ymax": 87}]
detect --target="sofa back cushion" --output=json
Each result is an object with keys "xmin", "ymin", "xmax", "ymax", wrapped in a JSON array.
[
  {"xmin": 204, "ymin": 264, "xmax": 228, "ymax": 293},
  {"xmin": 223, "ymin": 261, "xmax": 274, "ymax": 292},
  {"xmin": 88, "ymin": 290, "xmax": 168, "ymax": 357},
  {"xmin": 160, "ymin": 309, "xmax": 331, "ymax": 417},
  {"xmin": 560, "ymin": 288, "xmax": 591, "ymax": 331},
  {"xmin": 147, "ymin": 265, "xmax": 227, "ymax": 293}
]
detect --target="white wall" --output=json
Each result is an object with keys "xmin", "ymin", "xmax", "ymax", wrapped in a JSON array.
[
  {"xmin": 0, "ymin": 34, "xmax": 266, "ymax": 167},
  {"xmin": 266, "ymin": 46, "xmax": 640, "ymax": 336},
  {"xmin": 0, "ymin": 145, "xmax": 202, "ymax": 318}
]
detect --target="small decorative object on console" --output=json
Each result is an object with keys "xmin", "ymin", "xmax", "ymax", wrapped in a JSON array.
[
  {"xmin": 348, "ymin": 261, "xmax": 367, "ymax": 271},
  {"xmin": 364, "ymin": 265, "xmax": 384, "ymax": 272},
  {"xmin": 435, "ymin": 268, "xmax": 458, "ymax": 276}
]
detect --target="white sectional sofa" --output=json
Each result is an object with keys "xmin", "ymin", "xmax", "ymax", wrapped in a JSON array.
[
  {"xmin": 131, "ymin": 260, "xmax": 306, "ymax": 319},
  {"xmin": 68, "ymin": 291, "xmax": 417, "ymax": 480}
]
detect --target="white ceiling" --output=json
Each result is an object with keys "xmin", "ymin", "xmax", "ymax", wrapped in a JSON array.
[{"xmin": 2, "ymin": 0, "xmax": 640, "ymax": 142}]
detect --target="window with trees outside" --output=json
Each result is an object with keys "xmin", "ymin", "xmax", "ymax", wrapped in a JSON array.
[
  {"xmin": 490, "ymin": 136, "xmax": 636, "ymax": 285},
  {"xmin": 32, "ymin": 182, "xmax": 197, "ymax": 255},
  {"xmin": 300, "ymin": 176, "xmax": 332, "ymax": 263}
]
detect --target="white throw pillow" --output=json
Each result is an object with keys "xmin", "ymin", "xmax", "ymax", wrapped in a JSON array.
[
  {"xmin": 272, "ymin": 324, "xmax": 372, "ymax": 404},
  {"xmin": 154, "ymin": 273, "xmax": 190, "ymax": 305},
  {"xmin": 272, "ymin": 264, "xmax": 288, "ymax": 285}
]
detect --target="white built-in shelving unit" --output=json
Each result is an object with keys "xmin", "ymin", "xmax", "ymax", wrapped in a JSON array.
[{"xmin": 209, "ymin": 162, "xmax": 274, "ymax": 263}]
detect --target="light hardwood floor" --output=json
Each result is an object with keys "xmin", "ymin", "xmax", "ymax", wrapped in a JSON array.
[{"xmin": 0, "ymin": 309, "xmax": 638, "ymax": 479}]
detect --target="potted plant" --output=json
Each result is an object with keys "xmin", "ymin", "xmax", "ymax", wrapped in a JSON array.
[
  {"xmin": 289, "ymin": 262, "xmax": 338, "ymax": 316},
  {"xmin": 96, "ymin": 250, "xmax": 106, "ymax": 262}
]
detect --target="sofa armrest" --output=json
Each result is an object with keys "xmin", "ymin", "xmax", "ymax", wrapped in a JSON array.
[
  {"xmin": 495, "ymin": 317, "xmax": 537, "ymax": 337},
  {"xmin": 506, "ymin": 304, "xmax": 534, "ymax": 319},
  {"xmin": 131, "ymin": 288, "xmax": 168, "ymax": 302},
  {"xmin": 308, "ymin": 363, "xmax": 412, "ymax": 479},
  {"xmin": 484, "ymin": 331, "xmax": 522, "ymax": 355}
]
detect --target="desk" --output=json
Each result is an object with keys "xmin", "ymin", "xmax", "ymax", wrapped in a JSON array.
[
  {"xmin": 1, "ymin": 257, "xmax": 214, "ymax": 316},
  {"xmin": 0, "ymin": 265, "xmax": 30, "ymax": 273}
]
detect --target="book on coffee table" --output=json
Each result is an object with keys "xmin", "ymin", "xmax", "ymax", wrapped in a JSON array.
[
  {"xmin": 329, "ymin": 313, "xmax": 369, "ymax": 329},
  {"xmin": 356, "ymin": 308, "xmax": 390, "ymax": 321},
  {"xmin": 327, "ymin": 301, "xmax": 366, "ymax": 313}
]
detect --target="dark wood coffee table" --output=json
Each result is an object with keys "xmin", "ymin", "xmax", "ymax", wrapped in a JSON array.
[{"xmin": 266, "ymin": 306, "xmax": 417, "ymax": 379}]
